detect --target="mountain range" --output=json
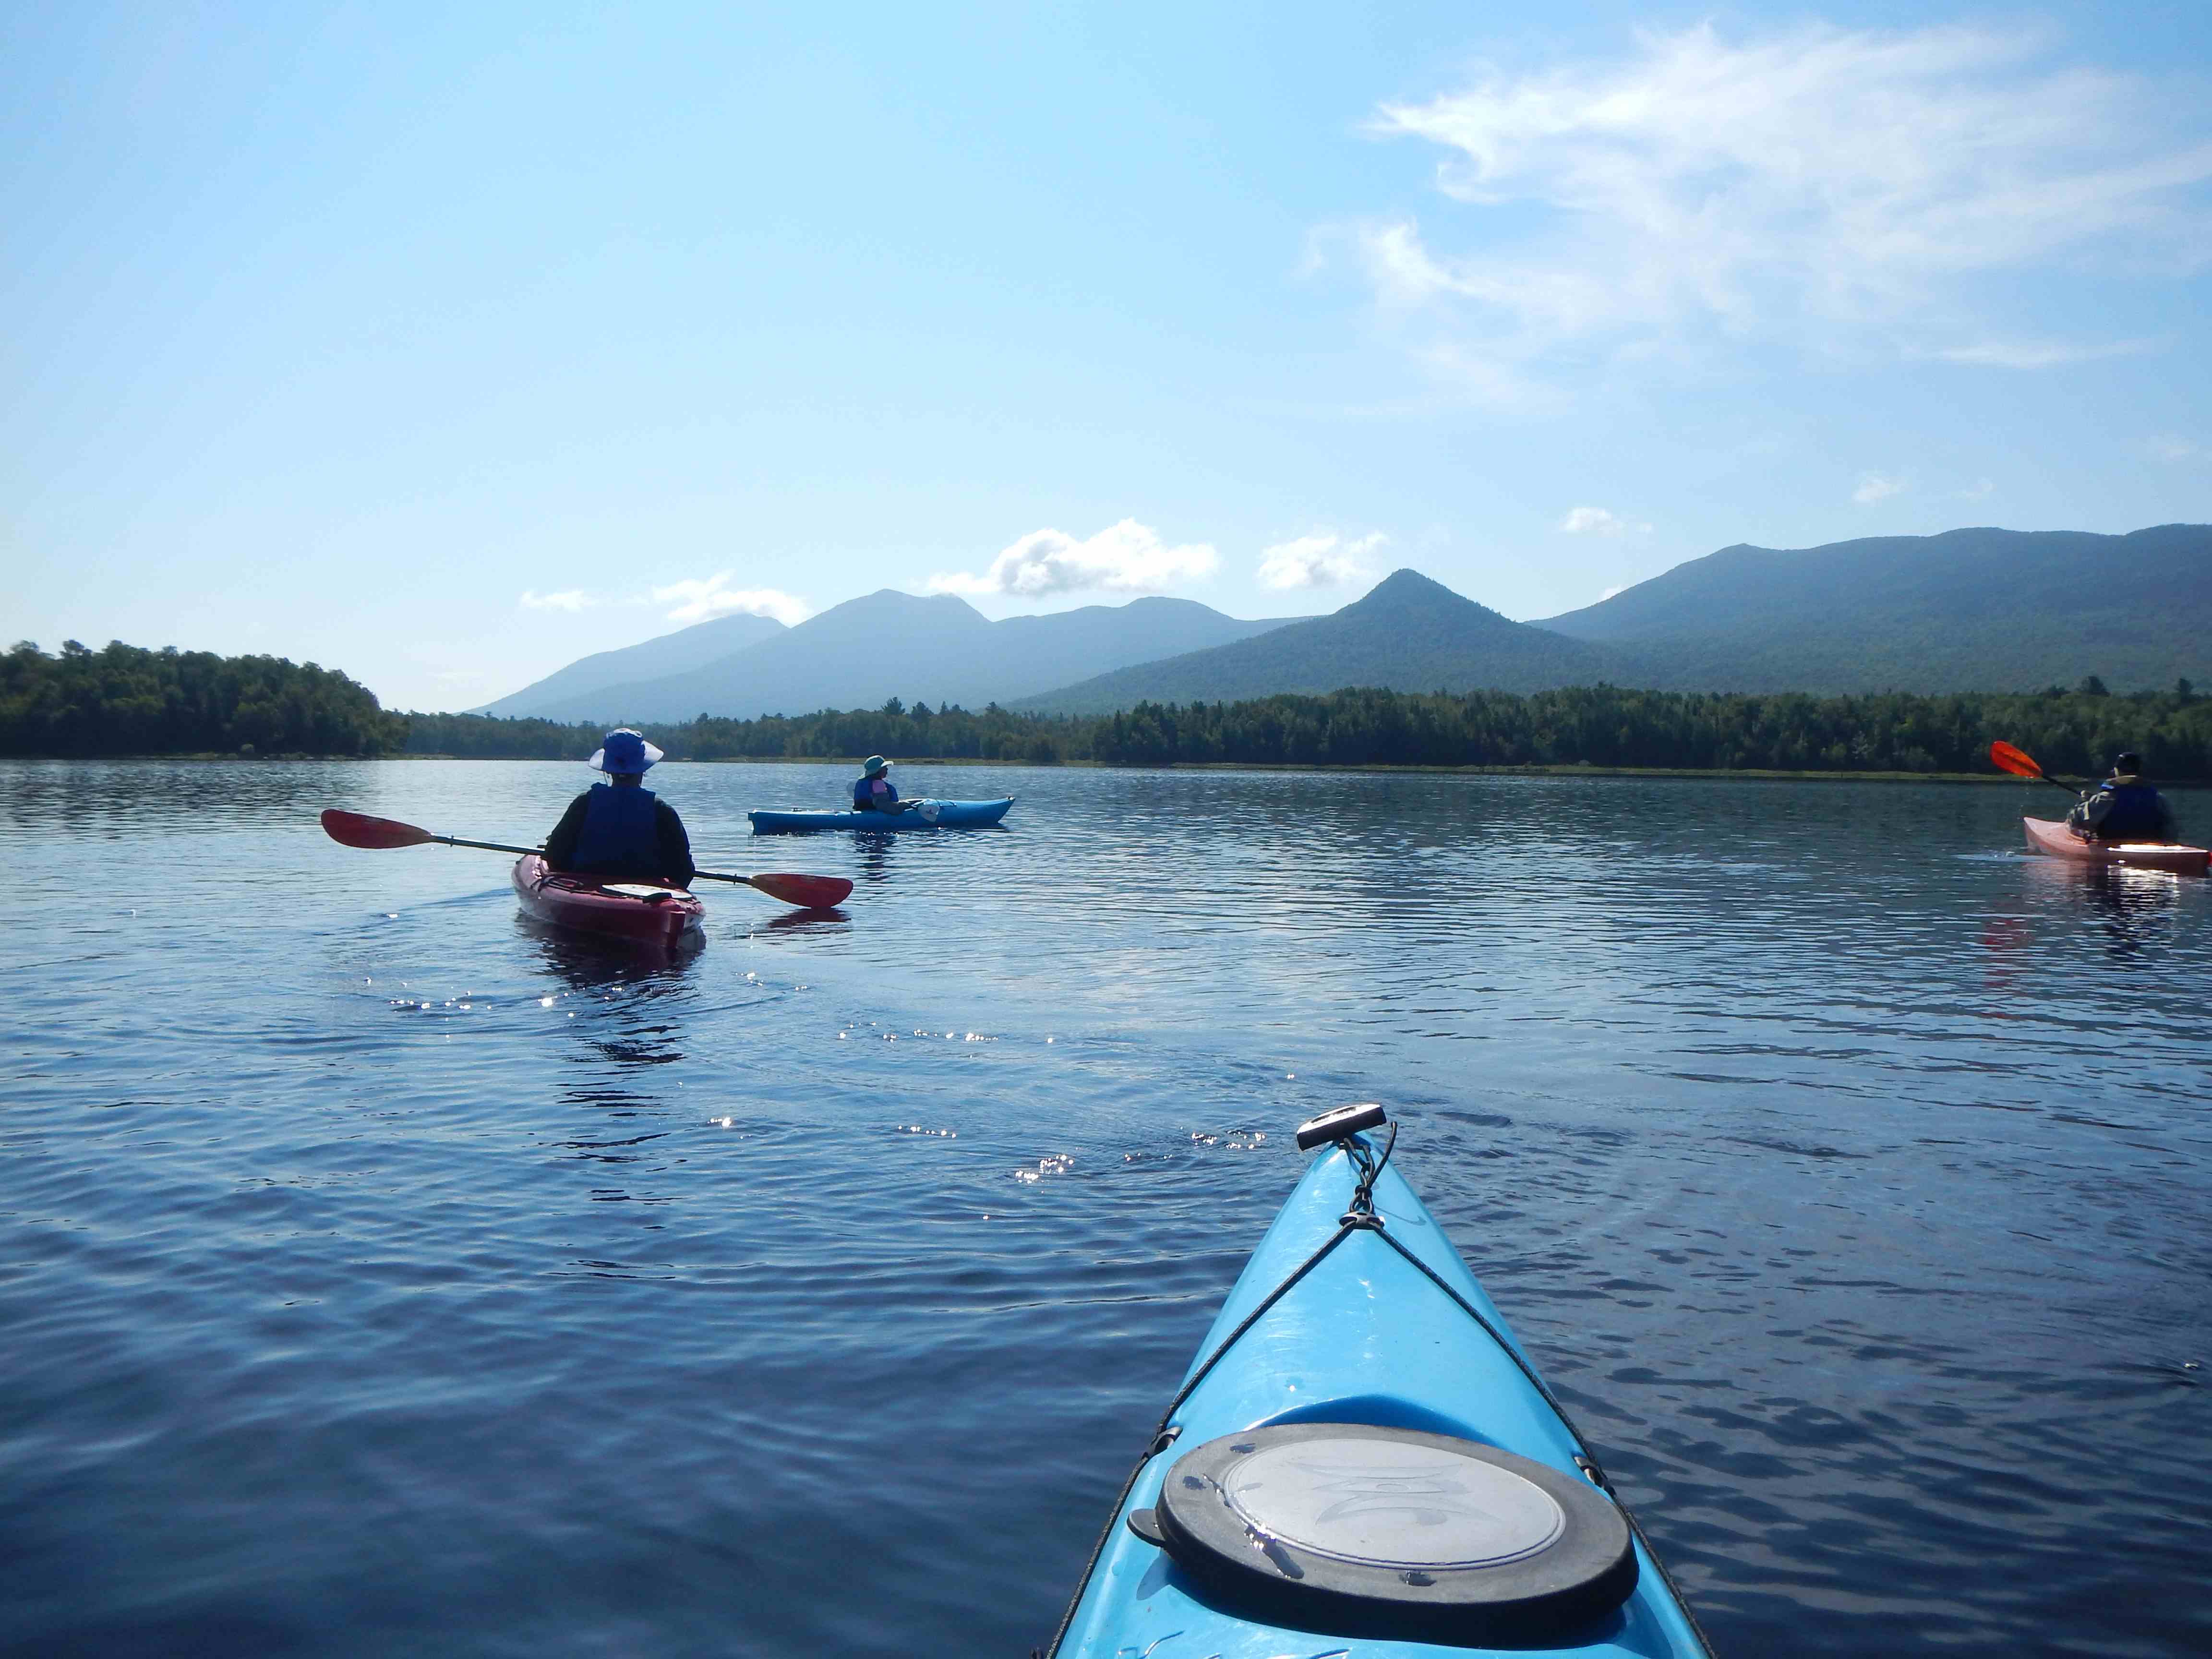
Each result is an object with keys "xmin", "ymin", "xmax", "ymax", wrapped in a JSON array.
[
  {"xmin": 1021, "ymin": 524, "xmax": 2212, "ymax": 711},
  {"xmin": 485, "ymin": 591, "xmax": 1305, "ymax": 722},
  {"xmin": 476, "ymin": 609, "xmax": 786, "ymax": 717},
  {"xmin": 1534, "ymin": 524, "xmax": 2212, "ymax": 694},
  {"xmin": 1012, "ymin": 571, "xmax": 1613, "ymax": 713},
  {"xmin": 473, "ymin": 524, "xmax": 2212, "ymax": 721}
]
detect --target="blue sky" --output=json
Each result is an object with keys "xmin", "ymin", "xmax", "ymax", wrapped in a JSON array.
[{"xmin": 6, "ymin": 1, "xmax": 2210, "ymax": 710}]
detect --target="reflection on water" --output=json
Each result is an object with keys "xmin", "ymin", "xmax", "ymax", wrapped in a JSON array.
[
  {"xmin": 525, "ymin": 921, "xmax": 705, "ymax": 989},
  {"xmin": 0, "ymin": 760, "xmax": 2207, "ymax": 1659},
  {"xmin": 852, "ymin": 830, "xmax": 901, "ymax": 886},
  {"xmin": 521, "ymin": 928, "xmax": 704, "ymax": 1073},
  {"xmin": 753, "ymin": 906, "xmax": 851, "ymax": 935},
  {"xmin": 2068, "ymin": 862, "xmax": 2188, "ymax": 959}
]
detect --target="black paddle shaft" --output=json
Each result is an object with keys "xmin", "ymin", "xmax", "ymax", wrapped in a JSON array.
[
  {"xmin": 430, "ymin": 833, "xmax": 756, "ymax": 887},
  {"xmin": 431, "ymin": 833, "xmax": 540, "ymax": 856}
]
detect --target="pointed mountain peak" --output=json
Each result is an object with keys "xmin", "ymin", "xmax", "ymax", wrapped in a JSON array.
[
  {"xmin": 1343, "ymin": 568, "xmax": 1515, "ymax": 625},
  {"xmin": 805, "ymin": 588, "xmax": 990, "ymax": 627},
  {"xmin": 1360, "ymin": 567, "xmax": 1458, "ymax": 600}
]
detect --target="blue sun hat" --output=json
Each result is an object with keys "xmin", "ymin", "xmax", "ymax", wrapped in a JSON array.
[{"xmin": 588, "ymin": 728, "xmax": 663, "ymax": 775}]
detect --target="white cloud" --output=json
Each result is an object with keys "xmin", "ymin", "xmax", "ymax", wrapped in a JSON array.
[
  {"xmin": 1257, "ymin": 531, "xmax": 1386, "ymax": 589},
  {"xmin": 1853, "ymin": 471, "xmax": 1908, "ymax": 505},
  {"xmin": 1347, "ymin": 24, "xmax": 2212, "ymax": 393},
  {"xmin": 926, "ymin": 519, "xmax": 1218, "ymax": 597},
  {"xmin": 519, "ymin": 589, "xmax": 594, "ymax": 612},
  {"xmin": 1956, "ymin": 478, "xmax": 1996, "ymax": 500},
  {"xmin": 650, "ymin": 574, "xmax": 812, "ymax": 626},
  {"xmin": 2152, "ymin": 435, "xmax": 2202, "ymax": 461},
  {"xmin": 1558, "ymin": 506, "xmax": 1651, "ymax": 536},
  {"xmin": 1598, "ymin": 585, "xmax": 1626, "ymax": 602}
]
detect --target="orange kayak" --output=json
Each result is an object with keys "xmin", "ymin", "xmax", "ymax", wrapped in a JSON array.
[{"xmin": 2022, "ymin": 817, "xmax": 2208, "ymax": 877}]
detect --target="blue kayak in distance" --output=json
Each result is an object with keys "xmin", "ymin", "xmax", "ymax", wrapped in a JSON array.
[
  {"xmin": 1043, "ymin": 1104, "xmax": 1713, "ymax": 1658},
  {"xmin": 746, "ymin": 797, "xmax": 1015, "ymax": 833}
]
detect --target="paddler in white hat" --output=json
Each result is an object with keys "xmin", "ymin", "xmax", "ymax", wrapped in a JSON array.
[{"xmin": 544, "ymin": 728, "xmax": 696, "ymax": 884}]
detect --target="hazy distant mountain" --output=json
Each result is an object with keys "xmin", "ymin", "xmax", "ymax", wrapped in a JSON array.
[
  {"xmin": 504, "ymin": 590, "xmax": 1306, "ymax": 722},
  {"xmin": 1016, "ymin": 570, "xmax": 1621, "ymax": 713},
  {"xmin": 476, "ymin": 610, "xmax": 786, "ymax": 717},
  {"xmin": 1535, "ymin": 524, "xmax": 2212, "ymax": 693},
  {"xmin": 480, "ymin": 525, "xmax": 2210, "ymax": 723}
]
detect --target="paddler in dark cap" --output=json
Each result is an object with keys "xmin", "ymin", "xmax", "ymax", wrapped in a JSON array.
[
  {"xmin": 2067, "ymin": 751, "xmax": 2177, "ymax": 842},
  {"xmin": 544, "ymin": 728, "xmax": 697, "ymax": 884}
]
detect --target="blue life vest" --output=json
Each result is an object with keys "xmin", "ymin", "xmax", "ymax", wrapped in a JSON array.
[
  {"xmin": 574, "ymin": 783, "xmax": 661, "ymax": 871},
  {"xmin": 852, "ymin": 776, "xmax": 895, "ymax": 811},
  {"xmin": 2089, "ymin": 781, "xmax": 2166, "ymax": 840}
]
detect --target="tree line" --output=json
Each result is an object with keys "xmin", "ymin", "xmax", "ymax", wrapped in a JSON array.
[
  {"xmin": 1, "ymin": 639, "xmax": 407, "ymax": 757},
  {"xmin": 400, "ymin": 697, "xmax": 1079, "ymax": 764},
  {"xmin": 404, "ymin": 683, "xmax": 2212, "ymax": 779},
  {"xmin": 9, "ymin": 639, "xmax": 2203, "ymax": 778}
]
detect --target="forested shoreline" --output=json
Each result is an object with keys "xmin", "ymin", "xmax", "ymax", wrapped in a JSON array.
[
  {"xmin": 2, "ymin": 640, "xmax": 406, "ymax": 757},
  {"xmin": 9, "ymin": 637, "xmax": 2205, "ymax": 778},
  {"xmin": 404, "ymin": 683, "xmax": 2212, "ymax": 780}
]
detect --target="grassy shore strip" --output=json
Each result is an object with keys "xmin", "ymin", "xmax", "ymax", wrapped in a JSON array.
[
  {"xmin": 0, "ymin": 750, "xmax": 397, "ymax": 764},
  {"xmin": 19, "ymin": 750, "xmax": 2203, "ymax": 792},
  {"xmin": 398, "ymin": 751, "xmax": 2172, "ymax": 786},
  {"xmin": 1099, "ymin": 761, "xmax": 2085, "ymax": 782}
]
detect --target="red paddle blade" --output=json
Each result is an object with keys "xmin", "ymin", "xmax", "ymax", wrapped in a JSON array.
[
  {"xmin": 748, "ymin": 871, "xmax": 854, "ymax": 908},
  {"xmin": 321, "ymin": 808, "xmax": 434, "ymax": 850},
  {"xmin": 1988, "ymin": 740, "xmax": 2044, "ymax": 780}
]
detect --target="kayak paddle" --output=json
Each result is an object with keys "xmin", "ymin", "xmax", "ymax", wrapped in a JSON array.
[
  {"xmin": 1988, "ymin": 740, "xmax": 2083, "ymax": 797},
  {"xmin": 319, "ymin": 809, "xmax": 854, "ymax": 909}
]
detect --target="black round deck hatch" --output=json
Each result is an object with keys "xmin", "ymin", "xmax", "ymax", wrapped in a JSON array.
[{"xmin": 1142, "ymin": 1423, "xmax": 1636, "ymax": 1644}]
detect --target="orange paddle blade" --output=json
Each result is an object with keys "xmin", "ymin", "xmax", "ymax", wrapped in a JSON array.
[
  {"xmin": 747, "ymin": 871, "xmax": 854, "ymax": 909},
  {"xmin": 321, "ymin": 808, "xmax": 435, "ymax": 849},
  {"xmin": 1988, "ymin": 740, "xmax": 2044, "ymax": 780}
]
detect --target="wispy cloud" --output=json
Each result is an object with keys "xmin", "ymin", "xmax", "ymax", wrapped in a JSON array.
[
  {"xmin": 2152, "ymin": 435, "xmax": 2203, "ymax": 461},
  {"xmin": 1257, "ymin": 531, "xmax": 1386, "ymax": 589},
  {"xmin": 519, "ymin": 589, "xmax": 594, "ymax": 612},
  {"xmin": 1341, "ymin": 23, "xmax": 2212, "ymax": 396},
  {"xmin": 1932, "ymin": 338, "xmax": 2154, "ymax": 369},
  {"xmin": 1558, "ymin": 506, "xmax": 1651, "ymax": 536},
  {"xmin": 926, "ymin": 519, "xmax": 1218, "ymax": 598},
  {"xmin": 1853, "ymin": 471, "xmax": 1908, "ymax": 505},
  {"xmin": 650, "ymin": 575, "xmax": 812, "ymax": 627},
  {"xmin": 1956, "ymin": 478, "xmax": 1996, "ymax": 500}
]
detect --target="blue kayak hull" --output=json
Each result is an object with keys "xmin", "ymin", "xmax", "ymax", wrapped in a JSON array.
[
  {"xmin": 746, "ymin": 797, "xmax": 1014, "ymax": 833},
  {"xmin": 1049, "ymin": 1140, "xmax": 1710, "ymax": 1657}
]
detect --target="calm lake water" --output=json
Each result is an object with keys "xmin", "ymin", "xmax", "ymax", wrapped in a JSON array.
[{"xmin": 3, "ymin": 759, "xmax": 2208, "ymax": 1658}]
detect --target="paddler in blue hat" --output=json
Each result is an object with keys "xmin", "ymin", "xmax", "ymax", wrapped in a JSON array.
[
  {"xmin": 544, "ymin": 728, "xmax": 697, "ymax": 884},
  {"xmin": 850, "ymin": 755, "xmax": 921, "ymax": 816}
]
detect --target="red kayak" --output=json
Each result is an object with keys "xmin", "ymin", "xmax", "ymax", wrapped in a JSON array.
[
  {"xmin": 2023, "ymin": 817, "xmax": 2209, "ymax": 877},
  {"xmin": 511, "ymin": 854, "xmax": 707, "ymax": 945}
]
